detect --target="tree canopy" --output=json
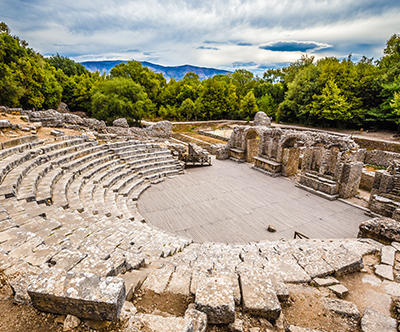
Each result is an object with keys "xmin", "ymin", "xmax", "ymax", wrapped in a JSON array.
[{"xmin": 1, "ymin": 21, "xmax": 400, "ymax": 130}]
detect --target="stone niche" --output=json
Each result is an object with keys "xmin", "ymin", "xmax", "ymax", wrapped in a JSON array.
[
  {"xmin": 369, "ymin": 160, "xmax": 400, "ymax": 220},
  {"xmin": 297, "ymin": 133, "xmax": 364, "ymax": 200}
]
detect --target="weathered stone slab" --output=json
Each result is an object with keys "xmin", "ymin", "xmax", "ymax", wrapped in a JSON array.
[
  {"xmin": 361, "ymin": 307, "xmax": 397, "ymax": 332},
  {"xmin": 328, "ymin": 284, "xmax": 348, "ymax": 298},
  {"xmin": 70, "ymin": 256, "xmax": 115, "ymax": 277},
  {"xmin": 195, "ymin": 275, "xmax": 235, "ymax": 324},
  {"xmin": 120, "ymin": 270, "xmax": 147, "ymax": 301},
  {"xmin": 0, "ymin": 217, "xmax": 17, "ymax": 232},
  {"xmin": 285, "ymin": 326, "xmax": 322, "ymax": 332},
  {"xmin": 213, "ymin": 270, "xmax": 241, "ymax": 306},
  {"xmin": 49, "ymin": 249, "xmax": 87, "ymax": 271},
  {"xmin": 0, "ymin": 227, "xmax": 36, "ymax": 252},
  {"xmin": 382, "ymin": 280, "xmax": 400, "ymax": 297},
  {"xmin": 27, "ymin": 269, "xmax": 126, "ymax": 321},
  {"xmin": 381, "ymin": 246, "xmax": 396, "ymax": 266},
  {"xmin": 264, "ymin": 255, "xmax": 311, "ymax": 284},
  {"xmin": 9, "ymin": 274, "xmax": 37, "ymax": 304},
  {"xmin": 141, "ymin": 264, "xmax": 175, "ymax": 294},
  {"xmin": 8, "ymin": 236, "xmax": 44, "ymax": 260},
  {"xmin": 185, "ymin": 306, "xmax": 207, "ymax": 332},
  {"xmin": 127, "ymin": 313, "xmax": 193, "ymax": 332},
  {"xmin": 312, "ymin": 277, "xmax": 339, "ymax": 287},
  {"xmin": 375, "ymin": 264, "xmax": 394, "ymax": 281},
  {"xmin": 239, "ymin": 274, "xmax": 281, "ymax": 322},
  {"xmin": 24, "ymin": 244, "xmax": 62, "ymax": 267},
  {"xmin": 293, "ymin": 247, "xmax": 335, "ymax": 278},
  {"xmin": 167, "ymin": 264, "xmax": 192, "ymax": 296},
  {"xmin": 321, "ymin": 248, "xmax": 363, "ymax": 276},
  {"xmin": 323, "ymin": 298, "xmax": 360, "ymax": 319}
]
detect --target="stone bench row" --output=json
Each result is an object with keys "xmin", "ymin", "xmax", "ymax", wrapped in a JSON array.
[
  {"xmin": 139, "ymin": 238, "xmax": 381, "ymax": 325},
  {"xmin": 0, "ymin": 138, "xmax": 190, "ymax": 281}
]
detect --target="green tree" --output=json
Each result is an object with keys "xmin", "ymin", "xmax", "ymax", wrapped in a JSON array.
[
  {"xmin": 111, "ymin": 60, "xmax": 166, "ymax": 104},
  {"xmin": 91, "ymin": 77, "xmax": 153, "ymax": 125},
  {"xmin": 180, "ymin": 98, "xmax": 195, "ymax": 121},
  {"xmin": 46, "ymin": 53, "xmax": 88, "ymax": 77},
  {"xmin": 308, "ymin": 79, "xmax": 352, "ymax": 126},
  {"xmin": 239, "ymin": 91, "xmax": 258, "ymax": 120}
]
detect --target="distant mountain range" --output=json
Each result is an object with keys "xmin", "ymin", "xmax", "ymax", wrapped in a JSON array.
[{"xmin": 80, "ymin": 60, "xmax": 231, "ymax": 81}]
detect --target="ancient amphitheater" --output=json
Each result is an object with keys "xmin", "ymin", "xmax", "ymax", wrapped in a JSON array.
[{"xmin": 0, "ymin": 108, "xmax": 400, "ymax": 332}]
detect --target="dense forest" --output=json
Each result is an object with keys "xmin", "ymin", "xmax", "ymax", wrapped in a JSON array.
[{"xmin": 0, "ymin": 22, "xmax": 399, "ymax": 130}]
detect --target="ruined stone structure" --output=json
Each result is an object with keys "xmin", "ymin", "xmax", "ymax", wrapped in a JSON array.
[
  {"xmin": 224, "ymin": 123, "xmax": 364, "ymax": 199},
  {"xmin": 369, "ymin": 159, "xmax": 400, "ymax": 220}
]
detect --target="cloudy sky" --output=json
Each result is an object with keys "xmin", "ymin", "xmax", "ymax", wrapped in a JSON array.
[{"xmin": 1, "ymin": 0, "xmax": 399, "ymax": 75}]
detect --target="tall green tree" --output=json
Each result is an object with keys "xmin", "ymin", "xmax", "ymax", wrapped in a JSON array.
[
  {"xmin": 91, "ymin": 77, "xmax": 153, "ymax": 125},
  {"xmin": 308, "ymin": 79, "xmax": 352, "ymax": 126},
  {"xmin": 239, "ymin": 90, "xmax": 258, "ymax": 120}
]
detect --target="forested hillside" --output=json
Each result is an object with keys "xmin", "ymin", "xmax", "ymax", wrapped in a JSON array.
[
  {"xmin": 0, "ymin": 22, "xmax": 399, "ymax": 129},
  {"xmin": 80, "ymin": 60, "xmax": 231, "ymax": 81}
]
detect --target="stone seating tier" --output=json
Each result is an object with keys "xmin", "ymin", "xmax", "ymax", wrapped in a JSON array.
[
  {"xmin": 253, "ymin": 156, "xmax": 282, "ymax": 176},
  {"xmin": 229, "ymin": 148, "xmax": 246, "ymax": 162}
]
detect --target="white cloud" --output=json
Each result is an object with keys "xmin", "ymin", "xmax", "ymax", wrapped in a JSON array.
[{"xmin": 1, "ymin": 0, "xmax": 399, "ymax": 73}]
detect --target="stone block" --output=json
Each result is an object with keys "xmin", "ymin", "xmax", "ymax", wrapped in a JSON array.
[
  {"xmin": 229, "ymin": 319, "xmax": 244, "ymax": 331},
  {"xmin": 312, "ymin": 277, "xmax": 339, "ymax": 287},
  {"xmin": 127, "ymin": 313, "xmax": 193, "ymax": 332},
  {"xmin": 381, "ymin": 245, "xmax": 396, "ymax": 266},
  {"xmin": 185, "ymin": 307, "xmax": 207, "ymax": 332},
  {"xmin": 195, "ymin": 275, "xmax": 235, "ymax": 324},
  {"xmin": 167, "ymin": 264, "xmax": 192, "ymax": 297},
  {"xmin": 28, "ymin": 269, "xmax": 126, "ymax": 321},
  {"xmin": 361, "ymin": 307, "xmax": 396, "ymax": 332},
  {"xmin": 49, "ymin": 249, "xmax": 87, "ymax": 271},
  {"xmin": 240, "ymin": 274, "xmax": 281, "ymax": 322},
  {"xmin": 374, "ymin": 264, "xmax": 394, "ymax": 281},
  {"xmin": 323, "ymin": 298, "xmax": 360, "ymax": 319},
  {"xmin": 328, "ymin": 284, "xmax": 348, "ymax": 298},
  {"xmin": 285, "ymin": 326, "xmax": 322, "ymax": 332},
  {"xmin": 141, "ymin": 264, "xmax": 175, "ymax": 294}
]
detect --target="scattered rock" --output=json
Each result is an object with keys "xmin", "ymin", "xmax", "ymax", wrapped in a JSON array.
[
  {"xmin": 323, "ymin": 298, "xmax": 360, "ymax": 319},
  {"xmin": 63, "ymin": 315, "xmax": 81, "ymax": 331},
  {"xmin": 113, "ymin": 118, "xmax": 129, "ymax": 128},
  {"xmin": 267, "ymin": 224, "xmax": 276, "ymax": 232},
  {"xmin": 328, "ymin": 284, "xmax": 349, "ymax": 298},
  {"xmin": 381, "ymin": 246, "xmax": 396, "ymax": 266},
  {"xmin": 50, "ymin": 129, "xmax": 65, "ymax": 137},
  {"xmin": 312, "ymin": 277, "xmax": 339, "ymax": 287},
  {"xmin": 374, "ymin": 264, "xmax": 394, "ymax": 281},
  {"xmin": 361, "ymin": 274, "xmax": 382, "ymax": 286},
  {"xmin": 229, "ymin": 318, "xmax": 244, "ymax": 332},
  {"xmin": 185, "ymin": 307, "xmax": 207, "ymax": 332},
  {"xmin": 361, "ymin": 307, "xmax": 397, "ymax": 332}
]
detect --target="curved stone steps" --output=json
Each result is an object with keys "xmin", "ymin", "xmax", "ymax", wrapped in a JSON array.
[{"xmin": 16, "ymin": 140, "xmax": 96, "ymax": 202}]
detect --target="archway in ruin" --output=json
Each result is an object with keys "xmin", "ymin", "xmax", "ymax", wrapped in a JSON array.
[{"xmin": 245, "ymin": 130, "xmax": 259, "ymax": 163}]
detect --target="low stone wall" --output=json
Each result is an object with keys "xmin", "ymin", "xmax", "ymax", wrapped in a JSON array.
[
  {"xmin": 0, "ymin": 135, "xmax": 38, "ymax": 149},
  {"xmin": 197, "ymin": 130, "xmax": 230, "ymax": 142},
  {"xmin": 364, "ymin": 150, "xmax": 400, "ymax": 168},
  {"xmin": 355, "ymin": 137, "xmax": 400, "ymax": 154}
]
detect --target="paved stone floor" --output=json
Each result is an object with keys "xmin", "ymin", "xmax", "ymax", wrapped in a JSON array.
[{"xmin": 138, "ymin": 158, "xmax": 370, "ymax": 243}]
